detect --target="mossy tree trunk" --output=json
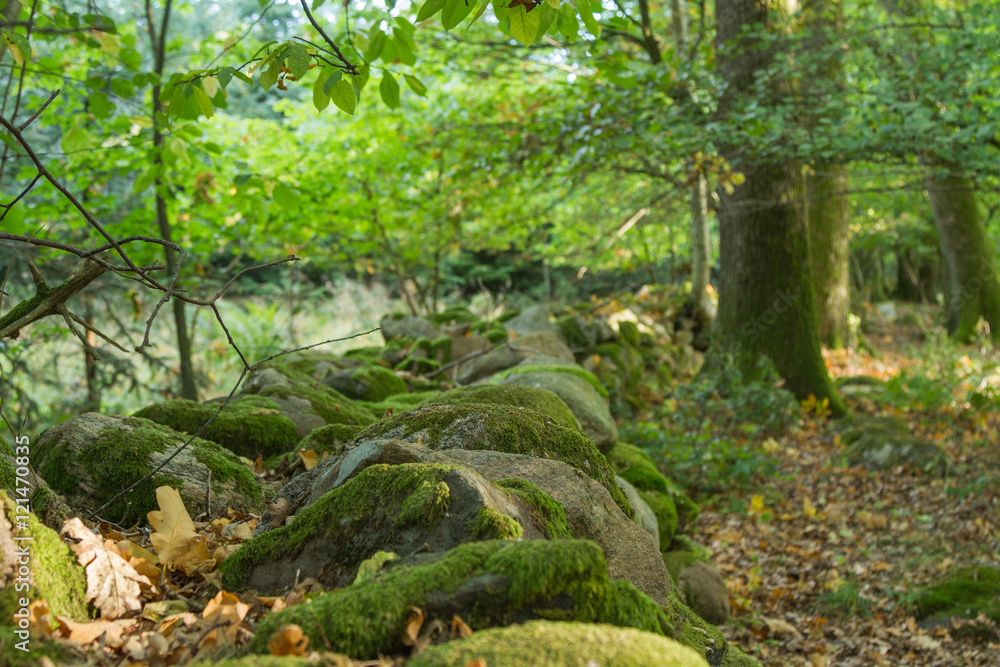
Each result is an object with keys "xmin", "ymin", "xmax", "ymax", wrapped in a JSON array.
[
  {"xmin": 925, "ymin": 169, "xmax": 1000, "ymax": 342},
  {"xmin": 801, "ymin": 0, "xmax": 850, "ymax": 350},
  {"xmin": 688, "ymin": 170, "xmax": 712, "ymax": 318},
  {"xmin": 713, "ymin": 0, "xmax": 847, "ymax": 416}
]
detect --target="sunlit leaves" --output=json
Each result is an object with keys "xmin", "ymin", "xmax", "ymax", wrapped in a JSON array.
[
  {"xmin": 1, "ymin": 30, "xmax": 31, "ymax": 66},
  {"xmin": 509, "ymin": 5, "xmax": 540, "ymax": 45},
  {"xmin": 192, "ymin": 85, "xmax": 214, "ymax": 118},
  {"xmin": 417, "ymin": 0, "xmax": 447, "ymax": 22},
  {"xmin": 442, "ymin": 0, "xmax": 475, "ymax": 30},
  {"xmin": 404, "ymin": 74, "xmax": 427, "ymax": 97},
  {"xmin": 330, "ymin": 78, "xmax": 357, "ymax": 115},
  {"xmin": 61, "ymin": 127, "xmax": 94, "ymax": 154},
  {"xmin": 576, "ymin": 0, "xmax": 600, "ymax": 38},
  {"xmin": 286, "ymin": 44, "xmax": 311, "ymax": 80}
]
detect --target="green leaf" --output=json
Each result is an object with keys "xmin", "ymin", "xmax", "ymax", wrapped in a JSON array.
[
  {"xmin": 0, "ymin": 132, "xmax": 24, "ymax": 156},
  {"xmin": 545, "ymin": 0, "xmax": 559, "ymax": 7},
  {"xmin": 536, "ymin": 3, "xmax": 557, "ymax": 37},
  {"xmin": 467, "ymin": 0, "xmax": 491, "ymax": 28},
  {"xmin": 509, "ymin": 4, "xmax": 540, "ymax": 45},
  {"xmin": 1, "ymin": 31, "xmax": 30, "ymax": 66},
  {"xmin": 330, "ymin": 79, "xmax": 357, "ymax": 115},
  {"xmin": 260, "ymin": 61, "xmax": 279, "ymax": 91},
  {"xmin": 404, "ymin": 74, "xmax": 427, "ymax": 97},
  {"xmin": 287, "ymin": 44, "xmax": 311, "ymax": 79},
  {"xmin": 576, "ymin": 0, "xmax": 600, "ymax": 38},
  {"xmin": 417, "ymin": 0, "xmax": 447, "ymax": 22},
  {"xmin": 233, "ymin": 70, "xmax": 253, "ymax": 85},
  {"xmin": 192, "ymin": 85, "xmax": 214, "ymax": 117},
  {"xmin": 61, "ymin": 127, "xmax": 94, "ymax": 154},
  {"xmin": 493, "ymin": 0, "xmax": 509, "ymax": 23},
  {"xmin": 380, "ymin": 71, "xmax": 400, "ymax": 109},
  {"xmin": 313, "ymin": 70, "xmax": 330, "ymax": 111},
  {"xmin": 365, "ymin": 29, "xmax": 387, "ymax": 62},
  {"xmin": 393, "ymin": 26, "xmax": 417, "ymax": 52},
  {"xmin": 218, "ymin": 66, "xmax": 234, "ymax": 89},
  {"xmin": 323, "ymin": 69, "xmax": 343, "ymax": 94},
  {"xmin": 313, "ymin": 0, "xmax": 325, "ymax": 9},
  {"xmin": 442, "ymin": 0, "xmax": 474, "ymax": 30}
]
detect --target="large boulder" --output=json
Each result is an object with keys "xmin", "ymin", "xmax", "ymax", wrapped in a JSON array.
[
  {"xmin": 608, "ymin": 442, "xmax": 700, "ymax": 549},
  {"xmin": 247, "ymin": 540, "xmax": 674, "ymax": 659},
  {"xmin": 379, "ymin": 314, "xmax": 441, "ymax": 341},
  {"xmin": 504, "ymin": 304, "xmax": 563, "ymax": 337},
  {"xmin": 456, "ymin": 331, "xmax": 575, "ymax": 385},
  {"xmin": 663, "ymin": 552, "xmax": 731, "ymax": 626},
  {"xmin": 419, "ymin": 384, "xmax": 581, "ymax": 431},
  {"xmin": 240, "ymin": 363, "xmax": 377, "ymax": 439},
  {"xmin": 221, "ymin": 463, "xmax": 552, "ymax": 594},
  {"xmin": 323, "ymin": 365, "xmax": 407, "ymax": 402},
  {"xmin": 134, "ymin": 395, "xmax": 300, "ymax": 459},
  {"xmin": 497, "ymin": 371, "xmax": 618, "ymax": 453},
  {"xmin": 343, "ymin": 404, "xmax": 630, "ymax": 516},
  {"xmin": 409, "ymin": 621, "xmax": 709, "ymax": 667},
  {"xmin": 30, "ymin": 413, "xmax": 265, "ymax": 525}
]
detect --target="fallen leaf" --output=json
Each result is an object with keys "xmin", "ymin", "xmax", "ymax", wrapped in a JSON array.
[
  {"xmin": 147, "ymin": 486, "xmax": 200, "ymax": 569},
  {"xmin": 763, "ymin": 617, "xmax": 804, "ymax": 640},
  {"xmin": 249, "ymin": 408, "xmax": 281, "ymax": 416},
  {"xmin": 268, "ymin": 624, "xmax": 308, "ymax": 656},
  {"xmin": 55, "ymin": 616, "xmax": 137, "ymax": 646},
  {"xmin": 62, "ymin": 518, "xmax": 151, "ymax": 619},
  {"xmin": 297, "ymin": 449, "xmax": 319, "ymax": 470},
  {"xmin": 452, "ymin": 615, "xmax": 473, "ymax": 639},
  {"xmin": 402, "ymin": 606, "xmax": 424, "ymax": 646}
]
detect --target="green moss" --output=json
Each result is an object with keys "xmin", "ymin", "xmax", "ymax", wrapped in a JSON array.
[
  {"xmin": 639, "ymin": 489, "xmax": 679, "ymax": 550},
  {"xmin": 472, "ymin": 318, "xmax": 508, "ymax": 343},
  {"xmin": 220, "ymin": 463, "xmax": 457, "ymax": 591},
  {"xmin": 396, "ymin": 336, "xmax": 453, "ymax": 370},
  {"xmin": 433, "ymin": 305, "xmax": 478, "ymax": 324},
  {"xmin": 721, "ymin": 646, "xmax": 763, "ymax": 667},
  {"xmin": 343, "ymin": 365, "xmax": 407, "ymax": 402},
  {"xmin": 0, "ymin": 491, "xmax": 90, "ymax": 623},
  {"xmin": 489, "ymin": 364, "xmax": 610, "ymax": 398},
  {"xmin": 497, "ymin": 478, "xmax": 572, "ymax": 539},
  {"xmin": 470, "ymin": 507, "xmax": 524, "ymax": 540},
  {"xmin": 32, "ymin": 417, "xmax": 262, "ymax": 527},
  {"xmin": 662, "ymin": 551, "xmax": 702, "ymax": 585},
  {"xmin": 134, "ymin": 395, "xmax": 300, "ymax": 458},
  {"xmin": 247, "ymin": 368, "xmax": 378, "ymax": 428},
  {"xmin": 0, "ymin": 456, "xmax": 13, "ymax": 493},
  {"xmin": 0, "ymin": 439, "xmax": 13, "ymax": 457},
  {"xmin": 911, "ymin": 566, "xmax": 1000, "ymax": 624},
  {"xmin": 662, "ymin": 590, "xmax": 731, "ymax": 666},
  {"xmin": 407, "ymin": 621, "xmax": 707, "ymax": 667},
  {"xmin": 297, "ymin": 423, "xmax": 364, "ymax": 455},
  {"xmin": 421, "ymin": 384, "xmax": 580, "ymax": 430},
  {"xmin": 354, "ymin": 404, "xmax": 632, "ymax": 519},
  {"xmin": 360, "ymin": 390, "xmax": 442, "ymax": 416},
  {"xmin": 618, "ymin": 320, "xmax": 641, "ymax": 347},
  {"xmin": 248, "ymin": 539, "xmax": 673, "ymax": 660},
  {"xmin": 608, "ymin": 442, "xmax": 700, "ymax": 532}
]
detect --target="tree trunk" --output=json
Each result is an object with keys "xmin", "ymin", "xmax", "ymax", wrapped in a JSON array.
[
  {"xmin": 713, "ymin": 0, "xmax": 846, "ymax": 416},
  {"xmin": 807, "ymin": 166, "xmax": 850, "ymax": 349},
  {"xmin": 925, "ymin": 169, "xmax": 1000, "ymax": 342},
  {"xmin": 688, "ymin": 170, "xmax": 712, "ymax": 318},
  {"xmin": 147, "ymin": 0, "xmax": 196, "ymax": 400}
]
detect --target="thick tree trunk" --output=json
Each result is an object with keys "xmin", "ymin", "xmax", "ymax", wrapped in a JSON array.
[
  {"xmin": 925, "ymin": 170, "xmax": 1000, "ymax": 342},
  {"xmin": 807, "ymin": 166, "xmax": 850, "ymax": 349},
  {"xmin": 713, "ymin": 0, "xmax": 846, "ymax": 416}
]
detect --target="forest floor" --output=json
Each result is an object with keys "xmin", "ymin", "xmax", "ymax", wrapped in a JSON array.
[{"xmin": 703, "ymin": 306, "xmax": 1000, "ymax": 666}]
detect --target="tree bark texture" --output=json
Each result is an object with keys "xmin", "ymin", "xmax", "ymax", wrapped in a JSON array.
[
  {"xmin": 925, "ymin": 171, "xmax": 1000, "ymax": 342},
  {"xmin": 714, "ymin": 0, "xmax": 846, "ymax": 415},
  {"xmin": 807, "ymin": 166, "xmax": 850, "ymax": 349}
]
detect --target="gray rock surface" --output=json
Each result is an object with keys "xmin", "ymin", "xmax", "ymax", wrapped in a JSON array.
[
  {"xmin": 617, "ymin": 475, "xmax": 659, "ymax": 545},
  {"xmin": 456, "ymin": 331, "xmax": 575, "ymax": 385},
  {"xmin": 380, "ymin": 314, "xmax": 442, "ymax": 342}
]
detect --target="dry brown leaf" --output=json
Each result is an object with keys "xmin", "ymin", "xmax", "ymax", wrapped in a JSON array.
[
  {"xmin": 463, "ymin": 660, "xmax": 487, "ymax": 667},
  {"xmin": 451, "ymin": 615, "xmax": 472, "ymax": 639},
  {"xmin": 402, "ymin": 606, "xmax": 424, "ymax": 646},
  {"xmin": 222, "ymin": 521, "xmax": 253, "ymax": 541},
  {"xmin": 200, "ymin": 590, "xmax": 250, "ymax": 648},
  {"xmin": 249, "ymin": 408, "xmax": 282, "ymax": 416},
  {"xmin": 763, "ymin": 617, "xmax": 804, "ymax": 640},
  {"xmin": 297, "ymin": 449, "xmax": 319, "ymax": 470},
  {"xmin": 56, "ymin": 616, "xmax": 137, "ymax": 646},
  {"xmin": 856, "ymin": 510, "xmax": 888, "ymax": 529},
  {"xmin": 27, "ymin": 600, "xmax": 53, "ymax": 637},
  {"xmin": 268, "ymin": 624, "xmax": 309, "ymax": 656},
  {"xmin": 267, "ymin": 497, "xmax": 292, "ymax": 526},
  {"xmin": 147, "ymin": 486, "xmax": 200, "ymax": 568},
  {"xmin": 62, "ymin": 518, "xmax": 151, "ymax": 619},
  {"xmin": 253, "ymin": 456, "xmax": 264, "ymax": 474}
]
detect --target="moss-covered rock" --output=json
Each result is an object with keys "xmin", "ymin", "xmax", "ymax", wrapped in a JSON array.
[
  {"xmin": 910, "ymin": 565, "xmax": 1000, "ymax": 625},
  {"xmin": 663, "ymin": 590, "xmax": 741, "ymax": 667},
  {"xmin": 490, "ymin": 363, "xmax": 610, "ymax": 398},
  {"xmin": 557, "ymin": 314, "xmax": 599, "ymax": 353},
  {"xmin": 408, "ymin": 621, "xmax": 709, "ymax": 667},
  {"xmin": 359, "ymin": 389, "xmax": 443, "ymax": 416},
  {"xmin": 663, "ymin": 553, "xmax": 731, "ymax": 626},
  {"xmin": 296, "ymin": 423, "xmax": 364, "ymax": 455},
  {"xmin": 221, "ymin": 463, "xmax": 548, "ymax": 594},
  {"xmin": 352, "ymin": 404, "xmax": 631, "ymax": 518},
  {"xmin": 433, "ymin": 305, "xmax": 478, "ymax": 325},
  {"xmin": 838, "ymin": 416, "xmax": 951, "ymax": 475},
  {"xmin": 134, "ymin": 395, "xmax": 300, "ymax": 459},
  {"xmin": 456, "ymin": 331, "xmax": 575, "ymax": 385},
  {"xmin": 324, "ymin": 365, "xmax": 407, "ymax": 402},
  {"xmin": 496, "ymin": 478, "xmax": 573, "ymax": 539},
  {"xmin": 471, "ymin": 318, "xmax": 508, "ymax": 343},
  {"xmin": 420, "ymin": 384, "xmax": 581, "ymax": 431},
  {"xmin": 0, "ymin": 491, "xmax": 90, "ymax": 624},
  {"xmin": 248, "ymin": 539, "xmax": 673, "ymax": 659},
  {"xmin": 607, "ymin": 443, "xmax": 700, "ymax": 545},
  {"xmin": 30, "ymin": 414, "xmax": 264, "ymax": 526},
  {"xmin": 241, "ymin": 362, "xmax": 378, "ymax": 437},
  {"xmin": 618, "ymin": 320, "xmax": 641, "ymax": 347}
]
